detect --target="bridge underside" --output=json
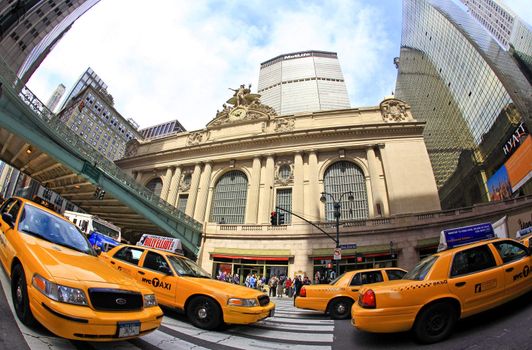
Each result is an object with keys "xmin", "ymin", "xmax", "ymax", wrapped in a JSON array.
[{"xmin": 0, "ymin": 127, "xmax": 162, "ymax": 240}]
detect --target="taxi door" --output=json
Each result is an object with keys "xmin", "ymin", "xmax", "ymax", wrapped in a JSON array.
[
  {"xmin": 491, "ymin": 240, "xmax": 532, "ymax": 298},
  {"xmin": 0, "ymin": 199, "xmax": 22, "ymax": 272},
  {"xmin": 109, "ymin": 246, "xmax": 145, "ymax": 278},
  {"xmin": 448, "ymin": 244, "xmax": 506, "ymax": 317},
  {"xmin": 137, "ymin": 251, "xmax": 177, "ymax": 307}
]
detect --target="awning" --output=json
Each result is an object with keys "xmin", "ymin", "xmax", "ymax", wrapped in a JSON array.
[
  {"xmin": 416, "ymin": 237, "xmax": 439, "ymax": 249},
  {"xmin": 210, "ymin": 248, "xmax": 293, "ymax": 261},
  {"xmin": 310, "ymin": 244, "xmax": 391, "ymax": 260}
]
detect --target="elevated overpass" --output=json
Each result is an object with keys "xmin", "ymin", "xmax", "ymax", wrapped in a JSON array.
[{"xmin": 0, "ymin": 58, "xmax": 203, "ymax": 257}]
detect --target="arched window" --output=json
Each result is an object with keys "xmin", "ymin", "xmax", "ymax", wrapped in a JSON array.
[
  {"xmin": 209, "ymin": 170, "xmax": 248, "ymax": 224},
  {"xmin": 146, "ymin": 178, "xmax": 163, "ymax": 197},
  {"xmin": 323, "ymin": 161, "xmax": 368, "ymax": 221}
]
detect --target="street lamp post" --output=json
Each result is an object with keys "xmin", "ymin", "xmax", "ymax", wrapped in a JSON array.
[{"xmin": 320, "ymin": 191, "xmax": 354, "ymax": 276}]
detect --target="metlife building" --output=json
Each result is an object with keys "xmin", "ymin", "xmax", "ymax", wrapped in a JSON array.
[{"xmin": 258, "ymin": 50, "xmax": 351, "ymax": 116}]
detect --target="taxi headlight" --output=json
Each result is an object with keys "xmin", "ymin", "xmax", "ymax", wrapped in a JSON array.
[
  {"xmin": 143, "ymin": 294, "xmax": 158, "ymax": 308},
  {"xmin": 32, "ymin": 274, "xmax": 87, "ymax": 306},
  {"xmin": 227, "ymin": 298, "xmax": 258, "ymax": 307}
]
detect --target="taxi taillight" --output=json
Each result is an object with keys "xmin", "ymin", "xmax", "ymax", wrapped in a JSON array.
[
  {"xmin": 299, "ymin": 287, "xmax": 306, "ymax": 297},
  {"xmin": 360, "ymin": 289, "xmax": 376, "ymax": 309}
]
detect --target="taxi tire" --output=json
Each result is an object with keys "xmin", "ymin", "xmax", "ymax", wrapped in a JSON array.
[
  {"xmin": 413, "ymin": 301, "xmax": 457, "ymax": 344},
  {"xmin": 186, "ymin": 296, "xmax": 222, "ymax": 330},
  {"xmin": 11, "ymin": 264, "xmax": 36, "ymax": 327},
  {"xmin": 329, "ymin": 298, "xmax": 353, "ymax": 320}
]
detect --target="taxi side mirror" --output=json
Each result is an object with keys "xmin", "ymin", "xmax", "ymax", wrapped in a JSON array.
[{"xmin": 1, "ymin": 213, "xmax": 14, "ymax": 228}]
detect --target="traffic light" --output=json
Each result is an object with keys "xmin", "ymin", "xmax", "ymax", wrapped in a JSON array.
[
  {"xmin": 94, "ymin": 187, "xmax": 105, "ymax": 200},
  {"xmin": 270, "ymin": 211, "xmax": 278, "ymax": 226},
  {"xmin": 278, "ymin": 212, "xmax": 285, "ymax": 225}
]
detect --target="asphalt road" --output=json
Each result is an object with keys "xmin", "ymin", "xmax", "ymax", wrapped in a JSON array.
[{"xmin": 0, "ymin": 263, "xmax": 530, "ymax": 350}]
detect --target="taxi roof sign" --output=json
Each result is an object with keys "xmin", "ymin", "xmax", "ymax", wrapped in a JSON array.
[
  {"xmin": 438, "ymin": 223, "xmax": 495, "ymax": 251},
  {"xmin": 137, "ymin": 234, "xmax": 183, "ymax": 255}
]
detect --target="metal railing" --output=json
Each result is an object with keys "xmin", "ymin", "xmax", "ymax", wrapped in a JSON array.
[{"xmin": 0, "ymin": 59, "xmax": 202, "ymax": 233}]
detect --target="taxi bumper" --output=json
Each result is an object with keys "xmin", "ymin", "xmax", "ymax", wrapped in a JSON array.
[
  {"xmin": 223, "ymin": 302, "xmax": 275, "ymax": 324},
  {"xmin": 29, "ymin": 288, "xmax": 163, "ymax": 341},
  {"xmin": 351, "ymin": 302, "xmax": 419, "ymax": 333},
  {"xmin": 294, "ymin": 296, "xmax": 328, "ymax": 312}
]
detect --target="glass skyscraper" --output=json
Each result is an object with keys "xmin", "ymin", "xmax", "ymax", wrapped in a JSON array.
[
  {"xmin": 258, "ymin": 50, "xmax": 351, "ymax": 115},
  {"xmin": 395, "ymin": 0, "xmax": 531, "ymax": 208},
  {"xmin": 0, "ymin": 0, "xmax": 100, "ymax": 85}
]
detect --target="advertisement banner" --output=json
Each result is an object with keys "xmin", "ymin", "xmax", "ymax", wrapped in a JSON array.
[
  {"xmin": 505, "ymin": 135, "xmax": 532, "ymax": 192},
  {"xmin": 438, "ymin": 223, "xmax": 495, "ymax": 251},
  {"xmin": 487, "ymin": 166, "xmax": 512, "ymax": 201}
]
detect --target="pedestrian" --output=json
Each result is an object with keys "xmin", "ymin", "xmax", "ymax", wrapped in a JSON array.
[
  {"xmin": 233, "ymin": 273, "xmax": 240, "ymax": 284},
  {"xmin": 285, "ymin": 277, "xmax": 293, "ymax": 297},
  {"xmin": 276, "ymin": 277, "xmax": 283, "ymax": 298},
  {"xmin": 294, "ymin": 275, "xmax": 302, "ymax": 298}
]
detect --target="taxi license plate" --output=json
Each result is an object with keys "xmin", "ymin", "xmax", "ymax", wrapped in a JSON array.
[
  {"xmin": 269, "ymin": 308, "xmax": 275, "ymax": 317},
  {"xmin": 117, "ymin": 321, "xmax": 140, "ymax": 338}
]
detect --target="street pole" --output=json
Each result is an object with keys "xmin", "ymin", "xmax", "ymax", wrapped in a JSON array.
[{"xmin": 334, "ymin": 202, "xmax": 340, "ymax": 276}]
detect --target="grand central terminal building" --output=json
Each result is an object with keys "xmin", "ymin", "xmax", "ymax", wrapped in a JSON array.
[{"xmin": 115, "ymin": 88, "xmax": 456, "ymax": 280}]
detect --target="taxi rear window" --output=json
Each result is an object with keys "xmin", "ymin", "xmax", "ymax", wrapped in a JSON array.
[{"xmin": 403, "ymin": 255, "xmax": 438, "ymax": 280}]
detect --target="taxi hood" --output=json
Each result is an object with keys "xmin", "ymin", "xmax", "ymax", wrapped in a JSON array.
[
  {"xmin": 27, "ymin": 236, "xmax": 138, "ymax": 287},
  {"xmin": 183, "ymin": 276, "xmax": 266, "ymax": 298}
]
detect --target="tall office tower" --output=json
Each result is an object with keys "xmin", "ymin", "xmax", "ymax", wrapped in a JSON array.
[
  {"xmin": 45, "ymin": 83, "xmax": 65, "ymax": 112},
  {"xmin": 58, "ymin": 85, "xmax": 142, "ymax": 161},
  {"xmin": 460, "ymin": 0, "xmax": 532, "ymax": 71},
  {"xmin": 395, "ymin": 0, "xmax": 532, "ymax": 209},
  {"xmin": 60, "ymin": 67, "xmax": 114, "ymax": 111},
  {"xmin": 258, "ymin": 50, "xmax": 351, "ymax": 115},
  {"xmin": 139, "ymin": 120, "xmax": 186, "ymax": 140},
  {"xmin": 0, "ymin": 0, "xmax": 100, "ymax": 85}
]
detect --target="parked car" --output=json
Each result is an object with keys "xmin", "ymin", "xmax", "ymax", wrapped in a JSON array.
[
  {"xmin": 0, "ymin": 197, "xmax": 163, "ymax": 341},
  {"xmin": 352, "ymin": 237, "xmax": 531, "ymax": 343},
  {"xmin": 102, "ymin": 242, "xmax": 275, "ymax": 330},
  {"xmin": 295, "ymin": 268, "xmax": 406, "ymax": 319}
]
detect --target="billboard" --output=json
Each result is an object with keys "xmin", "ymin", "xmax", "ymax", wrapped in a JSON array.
[{"xmin": 488, "ymin": 135, "xmax": 532, "ymax": 200}]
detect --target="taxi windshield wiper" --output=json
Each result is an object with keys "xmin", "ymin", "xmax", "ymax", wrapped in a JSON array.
[{"xmin": 20, "ymin": 229, "xmax": 53, "ymax": 243}]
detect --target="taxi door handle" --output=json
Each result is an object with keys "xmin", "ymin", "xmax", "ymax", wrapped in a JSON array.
[
  {"xmin": 351, "ymin": 289, "xmax": 359, "ymax": 292},
  {"xmin": 138, "ymin": 271, "xmax": 145, "ymax": 275},
  {"xmin": 455, "ymin": 282, "xmax": 466, "ymax": 287},
  {"xmin": 110, "ymin": 261, "xmax": 115, "ymax": 265},
  {"xmin": 505, "ymin": 267, "xmax": 514, "ymax": 272}
]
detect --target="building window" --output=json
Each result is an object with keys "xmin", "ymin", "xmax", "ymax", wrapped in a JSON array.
[
  {"xmin": 276, "ymin": 189, "xmax": 292, "ymax": 224},
  {"xmin": 146, "ymin": 178, "xmax": 163, "ymax": 197},
  {"xmin": 323, "ymin": 161, "xmax": 368, "ymax": 221},
  {"xmin": 177, "ymin": 195, "xmax": 188, "ymax": 213},
  {"xmin": 209, "ymin": 170, "xmax": 248, "ymax": 224}
]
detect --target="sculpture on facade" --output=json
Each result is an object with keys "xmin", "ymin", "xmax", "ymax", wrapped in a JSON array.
[
  {"xmin": 380, "ymin": 98, "xmax": 411, "ymax": 123},
  {"xmin": 208, "ymin": 83, "xmax": 277, "ymax": 128}
]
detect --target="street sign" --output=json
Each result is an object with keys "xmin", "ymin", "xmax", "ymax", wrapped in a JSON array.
[
  {"xmin": 340, "ymin": 243, "xmax": 357, "ymax": 250},
  {"xmin": 333, "ymin": 248, "xmax": 342, "ymax": 260}
]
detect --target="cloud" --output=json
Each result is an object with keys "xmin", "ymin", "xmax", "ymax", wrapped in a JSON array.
[{"xmin": 27, "ymin": 0, "xmax": 402, "ymax": 131}]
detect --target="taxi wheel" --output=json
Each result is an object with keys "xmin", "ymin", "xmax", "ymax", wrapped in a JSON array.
[
  {"xmin": 413, "ymin": 302, "xmax": 457, "ymax": 344},
  {"xmin": 187, "ymin": 296, "xmax": 222, "ymax": 330},
  {"xmin": 11, "ymin": 264, "xmax": 36, "ymax": 327},
  {"xmin": 329, "ymin": 298, "xmax": 353, "ymax": 320}
]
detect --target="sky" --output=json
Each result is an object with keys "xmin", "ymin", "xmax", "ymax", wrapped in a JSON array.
[{"xmin": 27, "ymin": 0, "xmax": 532, "ymax": 132}]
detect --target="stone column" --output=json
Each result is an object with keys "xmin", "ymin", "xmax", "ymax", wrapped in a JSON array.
[
  {"xmin": 135, "ymin": 171, "xmax": 142, "ymax": 182},
  {"xmin": 304, "ymin": 150, "xmax": 320, "ymax": 221},
  {"xmin": 259, "ymin": 155, "xmax": 275, "ymax": 224},
  {"xmin": 160, "ymin": 167, "xmax": 174, "ymax": 201},
  {"xmin": 185, "ymin": 163, "xmax": 202, "ymax": 217},
  {"xmin": 167, "ymin": 166, "xmax": 182, "ymax": 206},
  {"xmin": 293, "ymin": 152, "xmax": 304, "ymax": 224},
  {"xmin": 194, "ymin": 162, "xmax": 213, "ymax": 222},
  {"xmin": 245, "ymin": 157, "xmax": 262, "ymax": 224}
]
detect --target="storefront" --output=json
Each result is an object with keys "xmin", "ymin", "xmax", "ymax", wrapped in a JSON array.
[
  {"xmin": 416, "ymin": 237, "xmax": 439, "ymax": 261},
  {"xmin": 210, "ymin": 248, "xmax": 293, "ymax": 285},
  {"xmin": 310, "ymin": 244, "xmax": 398, "ymax": 283}
]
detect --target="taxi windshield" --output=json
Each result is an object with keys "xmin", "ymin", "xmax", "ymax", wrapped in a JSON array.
[
  {"xmin": 403, "ymin": 255, "xmax": 438, "ymax": 280},
  {"xmin": 167, "ymin": 255, "xmax": 211, "ymax": 278},
  {"xmin": 18, "ymin": 204, "xmax": 95, "ymax": 256}
]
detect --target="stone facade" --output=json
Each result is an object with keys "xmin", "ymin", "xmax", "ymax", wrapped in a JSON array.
[{"xmin": 117, "ymin": 96, "xmax": 443, "ymax": 277}]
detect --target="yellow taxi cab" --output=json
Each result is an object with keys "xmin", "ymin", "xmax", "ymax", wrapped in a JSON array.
[
  {"xmin": 295, "ymin": 267, "xmax": 407, "ymax": 319},
  {"xmin": 102, "ymin": 235, "xmax": 275, "ymax": 330},
  {"xmin": 352, "ymin": 234, "xmax": 531, "ymax": 343},
  {"xmin": 0, "ymin": 197, "xmax": 163, "ymax": 341}
]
